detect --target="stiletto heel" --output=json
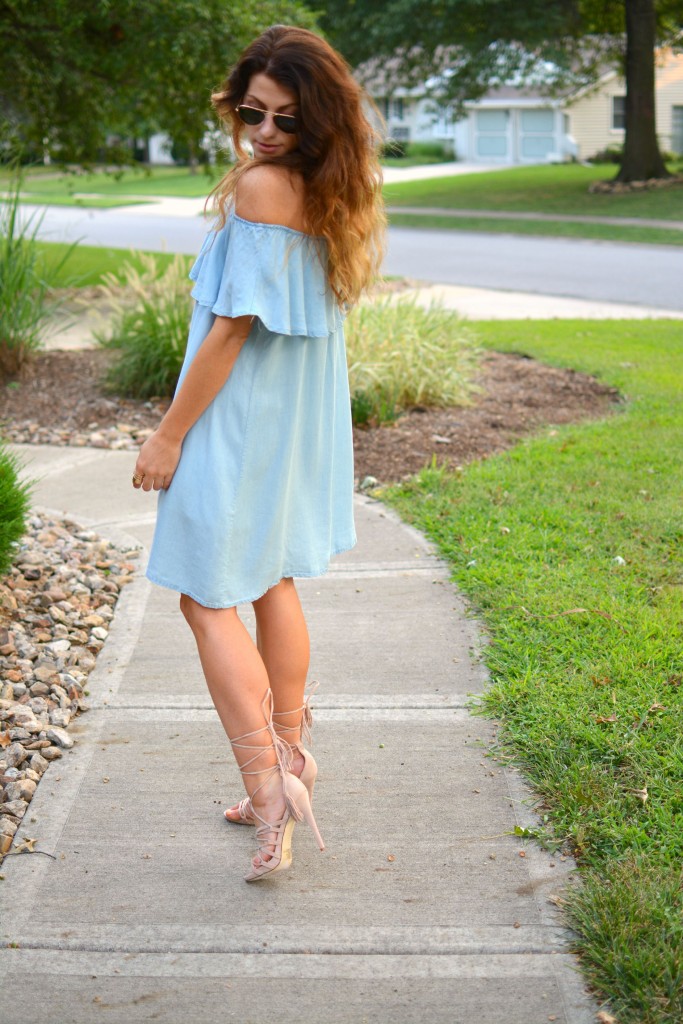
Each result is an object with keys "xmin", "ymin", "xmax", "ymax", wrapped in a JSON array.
[
  {"xmin": 298, "ymin": 747, "xmax": 317, "ymax": 802},
  {"xmin": 225, "ymin": 682, "xmax": 319, "ymax": 825},
  {"xmin": 288, "ymin": 774, "xmax": 325, "ymax": 851}
]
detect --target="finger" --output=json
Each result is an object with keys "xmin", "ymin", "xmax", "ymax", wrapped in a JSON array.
[
  {"xmin": 142, "ymin": 477, "xmax": 155, "ymax": 492},
  {"xmin": 153, "ymin": 477, "xmax": 164, "ymax": 491},
  {"xmin": 132, "ymin": 472, "xmax": 144, "ymax": 489}
]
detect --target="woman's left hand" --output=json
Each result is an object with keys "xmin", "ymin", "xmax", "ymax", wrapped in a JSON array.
[{"xmin": 132, "ymin": 429, "xmax": 182, "ymax": 491}]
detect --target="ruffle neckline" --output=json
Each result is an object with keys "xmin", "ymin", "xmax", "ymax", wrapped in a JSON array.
[{"xmin": 189, "ymin": 213, "xmax": 343, "ymax": 338}]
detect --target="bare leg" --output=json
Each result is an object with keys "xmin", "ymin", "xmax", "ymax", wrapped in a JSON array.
[
  {"xmin": 253, "ymin": 578, "xmax": 309, "ymax": 768},
  {"xmin": 180, "ymin": 594, "xmax": 285, "ymax": 866}
]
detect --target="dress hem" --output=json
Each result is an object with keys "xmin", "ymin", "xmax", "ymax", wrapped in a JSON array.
[{"xmin": 145, "ymin": 540, "xmax": 357, "ymax": 609}]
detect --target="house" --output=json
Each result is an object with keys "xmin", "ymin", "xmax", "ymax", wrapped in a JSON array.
[
  {"xmin": 369, "ymin": 48, "xmax": 683, "ymax": 164},
  {"xmin": 565, "ymin": 48, "xmax": 683, "ymax": 160}
]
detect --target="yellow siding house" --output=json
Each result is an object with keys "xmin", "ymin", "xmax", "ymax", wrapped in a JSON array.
[{"xmin": 566, "ymin": 48, "xmax": 683, "ymax": 159}]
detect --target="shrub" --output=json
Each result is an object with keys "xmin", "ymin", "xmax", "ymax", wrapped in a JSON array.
[
  {"xmin": 587, "ymin": 144, "xmax": 623, "ymax": 164},
  {"xmin": 96, "ymin": 252, "xmax": 193, "ymax": 398},
  {"xmin": 381, "ymin": 138, "xmax": 408, "ymax": 159},
  {"xmin": 0, "ymin": 445, "xmax": 30, "ymax": 577},
  {"xmin": 406, "ymin": 142, "xmax": 453, "ymax": 161},
  {"xmin": 0, "ymin": 169, "xmax": 75, "ymax": 378},
  {"xmin": 345, "ymin": 297, "xmax": 480, "ymax": 426},
  {"xmin": 97, "ymin": 266, "xmax": 481, "ymax": 423}
]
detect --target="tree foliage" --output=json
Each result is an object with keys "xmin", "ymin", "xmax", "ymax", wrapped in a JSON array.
[
  {"xmin": 320, "ymin": 0, "xmax": 682, "ymax": 95},
  {"xmin": 320, "ymin": 0, "xmax": 683, "ymax": 180},
  {"xmin": 0, "ymin": 0, "xmax": 316, "ymax": 164}
]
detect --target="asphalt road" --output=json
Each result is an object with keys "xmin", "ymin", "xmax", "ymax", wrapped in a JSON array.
[
  {"xmin": 31, "ymin": 204, "xmax": 209, "ymax": 258},
  {"xmin": 31, "ymin": 203, "xmax": 683, "ymax": 311}
]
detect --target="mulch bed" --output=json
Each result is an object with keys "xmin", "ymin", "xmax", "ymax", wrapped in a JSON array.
[{"xmin": 0, "ymin": 348, "xmax": 621, "ymax": 482}]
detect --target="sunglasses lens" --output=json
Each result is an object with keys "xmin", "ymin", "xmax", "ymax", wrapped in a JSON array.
[
  {"xmin": 236, "ymin": 105, "xmax": 264, "ymax": 126},
  {"xmin": 274, "ymin": 116, "xmax": 297, "ymax": 135},
  {"xmin": 236, "ymin": 106, "xmax": 298, "ymax": 134}
]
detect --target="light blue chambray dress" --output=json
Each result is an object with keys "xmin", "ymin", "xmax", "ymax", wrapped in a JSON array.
[{"xmin": 145, "ymin": 212, "xmax": 356, "ymax": 608}]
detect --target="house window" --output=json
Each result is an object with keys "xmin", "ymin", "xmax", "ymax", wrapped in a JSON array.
[
  {"xmin": 612, "ymin": 96, "xmax": 626, "ymax": 130},
  {"xmin": 380, "ymin": 97, "xmax": 405, "ymax": 122},
  {"xmin": 392, "ymin": 126, "xmax": 410, "ymax": 141}
]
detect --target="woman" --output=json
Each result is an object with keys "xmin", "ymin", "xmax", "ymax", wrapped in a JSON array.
[{"xmin": 132, "ymin": 25, "xmax": 385, "ymax": 881}]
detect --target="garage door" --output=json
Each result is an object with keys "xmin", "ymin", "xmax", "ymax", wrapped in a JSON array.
[
  {"xmin": 673, "ymin": 106, "xmax": 683, "ymax": 154},
  {"xmin": 475, "ymin": 110, "xmax": 510, "ymax": 159},
  {"xmin": 520, "ymin": 109, "xmax": 556, "ymax": 160}
]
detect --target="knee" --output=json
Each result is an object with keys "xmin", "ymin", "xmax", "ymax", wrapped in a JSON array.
[
  {"xmin": 180, "ymin": 593, "xmax": 201, "ymax": 630},
  {"xmin": 180, "ymin": 594, "xmax": 233, "ymax": 637},
  {"xmin": 253, "ymin": 577, "xmax": 295, "ymax": 613}
]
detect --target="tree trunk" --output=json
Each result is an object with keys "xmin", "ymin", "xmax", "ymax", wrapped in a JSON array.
[{"xmin": 616, "ymin": 0, "xmax": 670, "ymax": 181}]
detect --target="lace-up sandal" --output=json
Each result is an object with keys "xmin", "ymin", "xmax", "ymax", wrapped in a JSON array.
[
  {"xmin": 224, "ymin": 682, "xmax": 319, "ymax": 825},
  {"xmin": 229, "ymin": 689, "xmax": 324, "ymax": 883}
]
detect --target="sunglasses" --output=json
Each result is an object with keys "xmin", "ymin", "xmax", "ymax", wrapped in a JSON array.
[{"xmin": 235, "ymin": 105, "xmax": 298, "ymax": 135}]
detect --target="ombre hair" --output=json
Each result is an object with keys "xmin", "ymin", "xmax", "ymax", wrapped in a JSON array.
[{"xmin": 209, "ymin": 25, "xmax": 386, "ymax": 307}]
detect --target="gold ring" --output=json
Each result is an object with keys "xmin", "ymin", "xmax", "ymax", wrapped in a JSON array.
[{"xmin": 132, "ymin": 473, "xmax": 144, "ymax": 486}]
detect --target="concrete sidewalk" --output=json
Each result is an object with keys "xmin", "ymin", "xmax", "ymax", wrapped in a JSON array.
[
  {"xmin": 399, "ymin": 282, "xmax": 683, "ymax": 320},
  {"xmin": 0, "ymin": 445, "xmax": 599, "ymax": 1023}
]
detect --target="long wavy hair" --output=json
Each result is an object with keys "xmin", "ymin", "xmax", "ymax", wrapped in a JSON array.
[{"xmin": 209, "ymin": 25, "xmax": 385, "ymax": 306}]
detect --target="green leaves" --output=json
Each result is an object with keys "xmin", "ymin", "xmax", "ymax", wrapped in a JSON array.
[
  {"xmin": 0, "ymin": 0, "xmax": 317, "ymax": 164},
  {"xmin": 346, "ymin": 296, "xmax": 480, "ymax": 425},
  {"xmin": 95, "ymin": 252, "xmax": 193, "ymax": 398},
  {"xmin": 0, "ymin": 447, "xmax": 31, "ymax": 578},
  {"xmin": 0, "ymin": 168, "xmax": 77, "ymax": 377}
]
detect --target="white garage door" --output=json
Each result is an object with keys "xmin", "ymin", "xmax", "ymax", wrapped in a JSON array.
[
  {"xmin": 475, "ymin": 110, "xmax": 510, "ymax": 160},
  {"xmin": 673, "ymin": 106, "xmax": 683, "ymax": 154},
  {"xmin": 520, "ymin": 109, "xmax": 556, "ymax": 160}
]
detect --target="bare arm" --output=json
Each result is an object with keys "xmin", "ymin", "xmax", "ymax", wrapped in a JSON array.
[
  {"xmin": 133, "ymin": 313, "xmax": 252, "ymax": 491},
  {"xmin": 134, "ymin": 165, "xmax": 304, "ymax": 492}
]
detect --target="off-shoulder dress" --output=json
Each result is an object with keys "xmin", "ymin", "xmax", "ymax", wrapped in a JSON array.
[{"xmin": 145, "ymin": 212, "xmax": 356, "ymax": 608}]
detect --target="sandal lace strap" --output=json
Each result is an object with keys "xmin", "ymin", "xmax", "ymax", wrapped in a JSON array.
[
  {"xmin": 271, "ymin": 680, "xmax": 319, "ymax": 747},
  {"xmin": 228, "ymin": 688, "xmax": 300, "ymax": 823}
]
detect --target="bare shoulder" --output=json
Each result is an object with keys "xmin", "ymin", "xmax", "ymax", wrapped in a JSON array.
[{"xmin": 235, "ymin": 164, "xmax": 306, "ymax": 232}]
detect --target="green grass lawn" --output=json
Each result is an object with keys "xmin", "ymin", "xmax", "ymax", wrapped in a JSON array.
[
  {"xmin": 18, "ymin": 194, "xmax": 154, "ymax": 209},
  {"xmin": 36, "ymin": 241, "xmax": 192, "ymax": 288},
  {"xmin": 384, "ymin": 162, "xmax": 683, "ymax": 220},
  {"xmin": 1, "ymin": 165, "xmax": 228, "ymax": 204},
  {"xmin": 384, "ymin": 319, "xmax": 683, "ymax": 1024}
]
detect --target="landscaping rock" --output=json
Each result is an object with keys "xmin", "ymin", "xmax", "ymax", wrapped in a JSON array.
[
  {"xmin": 5, "ymin": 743, "xmax": 27, "ymax": 768},
  {"xmin": 29, "ymin": 753, "xmax": 49, "ymax": 775},
  {"xmin": 3, "ymin": 799, "xmax": 28, "ymax": 819},
  {"xmin": 0, "ymin": 513, "xmax": 139, "ymax": 863},
  {"xmin": 46, "ymin": 727, "xmax": 74, "ymax": 750},
  {"xmin": 40, "ymin": 746, "xmax": 63, "ymax": 762}
]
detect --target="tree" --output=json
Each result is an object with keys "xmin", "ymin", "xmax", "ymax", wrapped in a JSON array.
[
  {"xmin": 319, "ymin": 0, "xmax": 683, "ymax": 182},
  {"xmin": 620, "ymin": 0, "xmax": 670, "ymax": 179},
  {"xmin": 0, "ymin": 0, "xmax": 316, "ymax": 167},
  {"xmin": 134, "ymin": 0, "xmax": 316, "ymax": 172}
]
